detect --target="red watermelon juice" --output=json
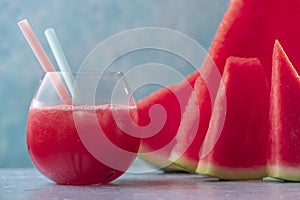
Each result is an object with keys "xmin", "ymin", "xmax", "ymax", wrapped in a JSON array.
[{"xmin": 26, "ymin": 104, "xmax": 140, "ymax": 185}]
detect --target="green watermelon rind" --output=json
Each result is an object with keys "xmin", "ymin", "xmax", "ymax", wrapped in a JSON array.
[
  {"xmin": 169, "ymin": 152, "xmax": 197, "ymax": 173},
  {"xmin": 138, "ymin": 156, "xmax": 183, "ymax": 172},
  {"xmin": 268, "ymin": 165, "xmax": 300, "ymax": 182},
  {"xmin": 138, "ymin": 145, "xmax": 184, "ymax": 172},
  {"xmin": 196, "ymin": 162, "xmax": 266, "ymax": 180}
]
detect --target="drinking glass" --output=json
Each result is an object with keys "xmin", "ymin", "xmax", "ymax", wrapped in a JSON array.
[{"xmin": 26, "ymin": 71, "xmax": 140, "ymax": 185}]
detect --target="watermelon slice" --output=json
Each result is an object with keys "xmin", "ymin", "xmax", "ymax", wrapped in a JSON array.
[
  {"xmin": 137, "ymin": 72, "xmax": 199, "ymax": 170},
  {"xmin": 170, "ymin": 0, "xmax": 300, "ymax": 172},
  {"xmin": 169, "ymin": 75, "xmax": 212, "ymax": 172},
  {"xmin": 268, "ymin": 40, "xmax": 300, "ymax": 181},
  {"xmin": 196, "ymin": 57, "xmax": 269, "ymax": 180}
]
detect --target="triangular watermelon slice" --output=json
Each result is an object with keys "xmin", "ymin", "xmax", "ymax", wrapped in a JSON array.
[
  {"xmin": 196, "ymin": 56, "xmax": 269, "ymax": 180},
  {"xmin": 138, "ymin": 0, "xmax": 300, "ymax": 170},
  {"xmin": 170, "ymin": 0, "xmax": 300, "ymax": 172},
  {"xmin": 268, "ymin": 40, "xmax": 300, "ymax": 181}
]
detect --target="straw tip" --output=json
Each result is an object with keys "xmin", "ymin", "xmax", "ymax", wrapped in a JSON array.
[
  {"xmin": 17, "ymin": 19, "xmax": 28, "ymax": 26},
  {"xmin": 44, "ymin": 28, "xmax": 55, "ymax": 35}
]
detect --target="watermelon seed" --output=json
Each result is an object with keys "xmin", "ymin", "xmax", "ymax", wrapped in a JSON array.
[{"xmin": 106, "ymin": 171, "xmax": 116, "ymax": 179}]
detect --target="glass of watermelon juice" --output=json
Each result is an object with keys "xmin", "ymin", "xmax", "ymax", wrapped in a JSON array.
[{"xmin": 26, "ymin": 72, "xmax": 140, "ymax": 185}]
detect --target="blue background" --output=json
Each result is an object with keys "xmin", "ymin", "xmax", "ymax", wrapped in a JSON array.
[{"xmin": 0, "ymin": 0, "xmax": 228, "ymax": 167}]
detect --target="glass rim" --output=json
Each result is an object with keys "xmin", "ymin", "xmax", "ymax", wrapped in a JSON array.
[{"xmin": 43, "ymin": 71, "xmax": 124, "ymax": 76}]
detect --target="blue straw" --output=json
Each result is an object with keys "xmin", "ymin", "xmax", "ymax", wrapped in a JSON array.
[{"xmin": 44, "ymin": 28, "xmax": 82, "ymax": 104}]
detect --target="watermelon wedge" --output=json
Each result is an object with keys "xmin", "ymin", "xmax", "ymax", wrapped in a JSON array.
[
  {"xmin": 137, "ymin": 72, "xmax": 199, "ymax": 170},
  {"xmin": 196, "ymin": 57, "xmax": 269, "ymax": 180},
  {"xmin": 169, "ymin": 75, "xmax": 212, "ymax": 172},
  {"xmin": 268, "ymin": 40, "xmax": 300, "ymax": 181}
]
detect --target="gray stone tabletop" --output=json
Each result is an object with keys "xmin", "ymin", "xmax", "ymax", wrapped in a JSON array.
[{"xmin": 0, "ymin": 167, "xmax": 299, "ymax": 200}]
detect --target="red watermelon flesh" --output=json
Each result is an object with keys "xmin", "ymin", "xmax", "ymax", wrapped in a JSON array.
[
  {"xmin": 268, "ymin": 40, "xmax": 300, "ymax": 181},
  {"xmin": 196, "ymin": 57, "xmax": 269, "ymax": 180}
]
